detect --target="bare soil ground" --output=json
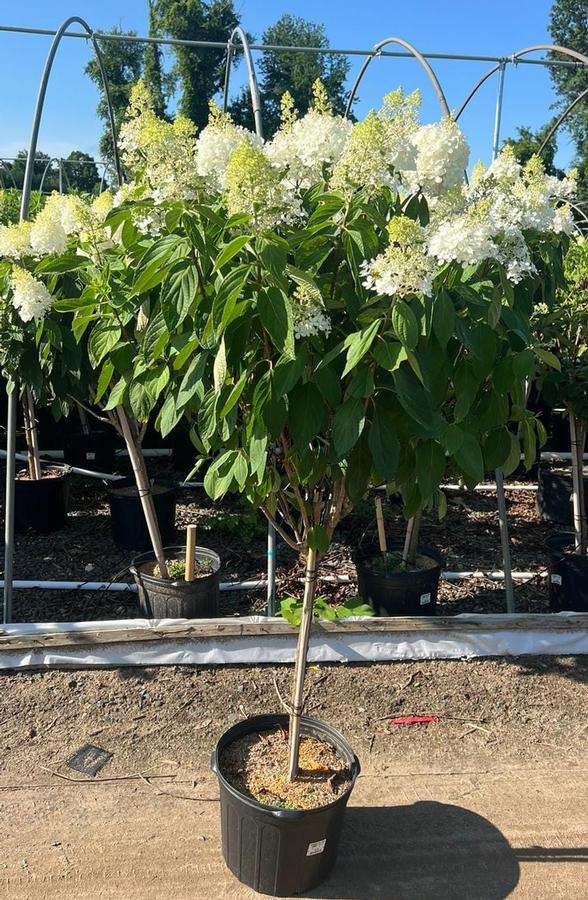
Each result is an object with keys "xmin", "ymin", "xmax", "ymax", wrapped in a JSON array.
[
  {"xmin": 0, "ymin": 455, "xmax": 555, "ymax": 622},
  {"xmin": 0, "ymin": 657, "xmax": 586, "ymax": 898}
]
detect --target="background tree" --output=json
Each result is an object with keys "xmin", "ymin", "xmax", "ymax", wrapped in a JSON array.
[
  {"xmin": 549, "ymin": 0, "xmax": 588, "ymax": 200},
  {"xmin": 63, "ymin": 151, "xmax": 101, "ymax": 193},
  {"xmin": 143, "ymin": 0, "xmax": 168, "ymax": 118},
  {"xmin": 229, "ymin": 14, "xmax": 351, "ymax": 137},
  {"xmin": 3, "ymin": 151, "xmax": 59, "ymax": 192},
  {"xmin": 152, "ymin": 0, "xmax": 239, "ymax": 130},
  {"xmin": 85, "ymin": 27, "xmax": 145, "ymax": 160},
  {"xmin": 502, "ymin": 121, "xmax": 563, "ymax": 176}
]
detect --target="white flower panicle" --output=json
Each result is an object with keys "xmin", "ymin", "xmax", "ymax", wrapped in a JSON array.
[
  {"xmin": 29, "ymin": 205, "xmax": 68, "ymax": 256},
  {"xmin": 9, "ymin": 267, "xmax": 55, "ymax": 322},
  {"xmin": 224, "ymin": 138, "xmax": 302, "ymax": 232},
  {"xmin": 195, "ymin": 101, "xmax": 262, "ymax": 193},
  {"xmin": 401, "ymin": 118, "xmax": 470, "ymax": 198},
  {"xmin": 0, "ymin": 221, "xmax": 32, "ymax": 260},
  {"xmin": 331, "ymin": 89, "xmax": 420, "ymax": 196},
  {"xmin": 267, "ymin": 82, "xmax": 352, "ymax": 190},
  {"xmin": 362, "ymin": 216, "xmax": 435, "ymax": 298},
  {"xmin": 290, "ymin": 283, "xmax": 331, "ymax": 339}
]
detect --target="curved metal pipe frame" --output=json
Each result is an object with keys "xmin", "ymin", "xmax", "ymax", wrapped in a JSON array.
[
  {"xmin": 538, "ymin": 86, "xmax": 588, "ymax": 159},
  {"xmin": 4, "ymin": 15, "xmax": 123, "ymax": 623},
  {"xmin": 38, "ymin": 156, "xmax": 61, "ymax": 194},
  {"xmin": 222, "ymin": 26, "xmax": 264, "ymax": 139},
  {"xmin": 456, "ymin": 43, "xmax": 588, "ymax": 126},
  {"xmin": 345, "ymin": 36, "xmax": 451, "ymax": 119}
]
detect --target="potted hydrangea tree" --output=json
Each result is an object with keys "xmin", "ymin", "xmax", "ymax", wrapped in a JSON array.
[
  {"xmin": 97, "ymin": 83, "xmax": 574, "ymax": 894},
  {"xmin": 0, "ymin": 193, "xmax": 90, "ymax": 532},
  {"xmin": 535, "ymin": 235, "xmax": 588, "ymax": 610}
]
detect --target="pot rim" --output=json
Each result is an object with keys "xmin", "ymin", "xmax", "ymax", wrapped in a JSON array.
[
  {"xmin": 107, "ymin": 477, "xmax": 177, "ymax": 497},
  {"xmin": 354, "ymin": 542, "xmax": 445, "ymax": 573},
  {"xmin": 211, "ymin": 713, "xmax": 360, "ymax": 820},
  {"xmin": 130, "ymin": 544, "xmax": 221, "ymax": 585},
  {"xmin": 16, "ymin": 464, "xmax": 72, "ymax": 481}
]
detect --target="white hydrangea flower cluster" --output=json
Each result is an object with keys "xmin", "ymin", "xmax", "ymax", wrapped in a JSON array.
[
  {"xmin": 364, "ymin": 148, "xmax": 576, "ymax": 298},
  {"xmin": 119, "ymin": 81, "xmax": 199, "ymax": 202},
  {"xmin": 362, "ymin": 216, "xmax": 435, "ymax": 297},
  {"xmin": 331, "ymin": 90, "xmax": 420, "ymax": 196},
  {"xmin": 401, "ymin": 118, "xmax": 470, "ymax": 198},
  {"xmin": 9, "ymin": 267, "xmax": 54, "ymax": 322},
  {"xmin": 290, "ymin": 283, "xmax": 332, "ymax": 339},
  {"xmin": 29, "ymin": 205, "xmax": 68, "ymax": 256},
  {"xmin": 224, "ymin": 138, "xmax": 302, "ymax": 232},
  {"xmin": 267, "ymin": 86, "xmax": 352, "ymax": 190},
  {"xmin": 0, "ymin": 221, "xmax": 32, "ymax": 259},
  {"xmin": 196, "ymin": 102, "xmax": 263, "ymax": 193}
]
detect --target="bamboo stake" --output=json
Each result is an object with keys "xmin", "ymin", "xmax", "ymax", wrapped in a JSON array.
[
  {"xmin": 116, "ymin": 407, "xmax": 168, "ymax": 578},
  {"xmin": 375, "ymin": 495, "xmax": 388, "ymax": 571},
  {"xmin": 185, "ymin": 525, "xmax": 197, "ymax": 582},
  {"xmin": 287, "ymin": 545, "xmax": 318, "ymax": 781},
  {"xmin": 402, "ymin": 510, "xmax": 422, "ymax": 568},
  {"xmin": 23, "ymin": 388, "xmax": 41, "ymax": 481},
  {"xmin": 569, "ymin": 410, "xmax": 587, "ymax": 555}
]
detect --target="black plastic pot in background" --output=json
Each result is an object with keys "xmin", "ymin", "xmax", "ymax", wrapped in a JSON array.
[
  {"xmin": 211, "ymin": 714, "xmax": 360, "ymax": 897},
  {"xmin": 171, "ymin": 428, "xmax": 197, "ymax": 476},
  {"xmin": 107, "ymin": 478, "xmax": 176, "ymax": 551},
  {"xmin": 537, "ymin": 464, "xmax": 588, "ymax": 526},
  {"xmin": 130, "ymin": 544, "xmax": 220, "ymax": 618},
  {"xmin": 354, "ymin": 543, "xmax": 444, "ymax": 616},
  {"xmin": 546, "ymin": 533, "xmax": 588, "ymax": 612},
  {"xmin": 14, "ymin": 467, "xmax": 71, "ymax": 533},
  {"xmin": 546, "ymin": 408, "xmax": 571, "ymax": 453},
  {"xmin": 63, "ymin": 428, "xmax": 117, "ymax": 471}
]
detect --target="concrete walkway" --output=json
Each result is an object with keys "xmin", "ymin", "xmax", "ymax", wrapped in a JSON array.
[{"xmin": 1, "ymin": 764, "xmax": 586, "ymax": 899}]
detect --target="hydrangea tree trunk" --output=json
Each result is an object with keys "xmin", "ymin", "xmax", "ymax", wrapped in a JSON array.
[
  {"xmin": 116, "ymin": 407, "xmax": 168, "ymax": 578},
  {"xmin": 287, "ymin": 545, "xmax": 318, "ymax": 781},
  {"xmin": 23, "ymin": 388, "xmax": 41, "ymax": 481}
]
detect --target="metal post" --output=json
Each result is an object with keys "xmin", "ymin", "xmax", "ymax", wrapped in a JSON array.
[
  {"xmin": 491, "ymin": 60, "xmax": 507, "ymax": 160},
  {"xmin": 267, "ymin": 521, "xmax": 276, "ymax": 616},
  {"xmin": 3, "ymin": 389, "xmax": 17, "ymax": 623},
  {"xmin": 58, "ymin": 157, "xmax": 63, "ymax": 194}
]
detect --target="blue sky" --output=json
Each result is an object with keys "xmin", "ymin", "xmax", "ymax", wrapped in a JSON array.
[{"xmin": 0, "ymin": 0, "xmax": 577, "ymax": 172}]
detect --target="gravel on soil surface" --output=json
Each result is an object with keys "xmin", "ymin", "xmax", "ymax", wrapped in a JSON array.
[{"xmin": 0, "ymin": 457, "xmax": 561, "ymax": 621}]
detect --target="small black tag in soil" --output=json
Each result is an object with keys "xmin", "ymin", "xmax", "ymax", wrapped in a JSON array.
[{"xmin": 66, "ymin": 744, "xmax": 113, "ymax": 777}]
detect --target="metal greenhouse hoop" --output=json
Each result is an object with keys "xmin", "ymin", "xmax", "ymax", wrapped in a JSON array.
[
  {"xmin": 3, "ymin": 15, "xmax": 123, "ymax": 623},
  {"xmin": 345, "ymin": 36, "xmax": 451, "ymax": 118},
  {"xmin": 222, "ymin": 26, "xmax": 264, "ymax": 139}
]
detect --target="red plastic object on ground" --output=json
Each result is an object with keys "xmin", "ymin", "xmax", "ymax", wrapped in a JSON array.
[{"xmin": 391, "ymin": 715, "xmax": 440, "ymax": 725}]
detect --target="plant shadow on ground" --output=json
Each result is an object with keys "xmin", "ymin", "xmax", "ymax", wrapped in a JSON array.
[{"xmin": 306, "ymin": 801, "xmax": 520, "ymax": 900}]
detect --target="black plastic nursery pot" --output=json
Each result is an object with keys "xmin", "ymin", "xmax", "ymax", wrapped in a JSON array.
[
  {"xmin": 107, "ymin": 478, "xmax": 177, "ymax": 551},
  {"xmin": 211, "ymin": 714, "xmax": 360, "ymax": 897},
  {"xmin": 536, "ymin": 464, "xmax": 588, "ymax": 526},
  {"xmin": 14, "ymin": 466, "xmax": 71, "ymax": 534},
  {"xmin": 63, "ymin": 428, "xmax": 117, "ymax": 471},
  {"xmin": 546, "ymin": 533, "xmax": 588, "ymax": 612},
  {"xmin": 130, "ymin": 544, "xmax": 220, "ymax": 618},
  {"xmin": 354, "ymin": 543, "xmax": 444, "ymax": 616}
]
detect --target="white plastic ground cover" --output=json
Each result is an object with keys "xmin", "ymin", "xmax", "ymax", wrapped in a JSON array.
[{"xmin": 1, "ymin": 613, "xmax": 587, "ymax": 669}]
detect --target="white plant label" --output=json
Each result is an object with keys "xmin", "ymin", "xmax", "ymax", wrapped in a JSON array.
[
  {"xmin": 420, "ymin": 593, "xmax": 431, "ymax": 605},
  {"xmin": 550, "ymin": 574, "xmax": 562, "ymax": 586},
  {"xmin": 307, "ymin": 839, "xmax": 326, "ymax": 857}
]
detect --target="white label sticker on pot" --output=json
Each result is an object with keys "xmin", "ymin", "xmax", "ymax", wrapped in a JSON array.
[
  {"xmin": 420, "ymin": 593, "xmax": 431, "ymax": 605},
  {"xmin": 307, "ymin": 839, "xmax": 326, "ymax": 857},
  {"xmin": 551, "ymin": 574, "xmax": 562, "ymax": 585}
]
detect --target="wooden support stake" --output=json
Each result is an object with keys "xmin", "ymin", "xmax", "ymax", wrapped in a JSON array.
[
  {"xmin": 569, "ymin": 410, "xmax": 587, "ymax": 555},
  {"xmin": 375, "ymin": 496, "xmax": 388, "ymax": 554},
  {"xmin": 185, "ymin": 525, "xmax": 197, "ymax": 582},
  {"xmin": 402, "ymin": 510, "xmax": 422, "ymax": 568},
  {"xmin": 287, "ymin": 545, "xmax": 318, "ymax": 781},
  {"xmin": 23, "ymin": 389, "xmax": 42, "ymax": 481}
]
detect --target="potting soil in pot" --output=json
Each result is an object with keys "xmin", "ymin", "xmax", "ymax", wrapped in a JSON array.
[
  {"xmin": 140, "ymin": 558, "xmax": 213, "ymax": 580},
  {"xmin": 220, "ymin": 728, "xmax": 352, "ymax": 810},
  {"xmin": 367, "ymin": 551, "xmax": 438, "ymax": 574}
]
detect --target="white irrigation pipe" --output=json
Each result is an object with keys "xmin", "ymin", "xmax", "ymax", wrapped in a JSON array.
[
  {"xmin": 316, "ymin": 571, "xmax": 546, "ymax": 584},
  {"xmin": 32, "ymin": 448, "xmax": 173, "ymax": 458},
  {"xmin": 0, "ymin": 579, "xmax": 268, "ymax": 593},
  {"xmin": 0, "ymin": 449, "xmax": 125, "ymax": 482},
  {"xmin": 541, "ymin": 452, "xmax": 588, "ymax": 462}
]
